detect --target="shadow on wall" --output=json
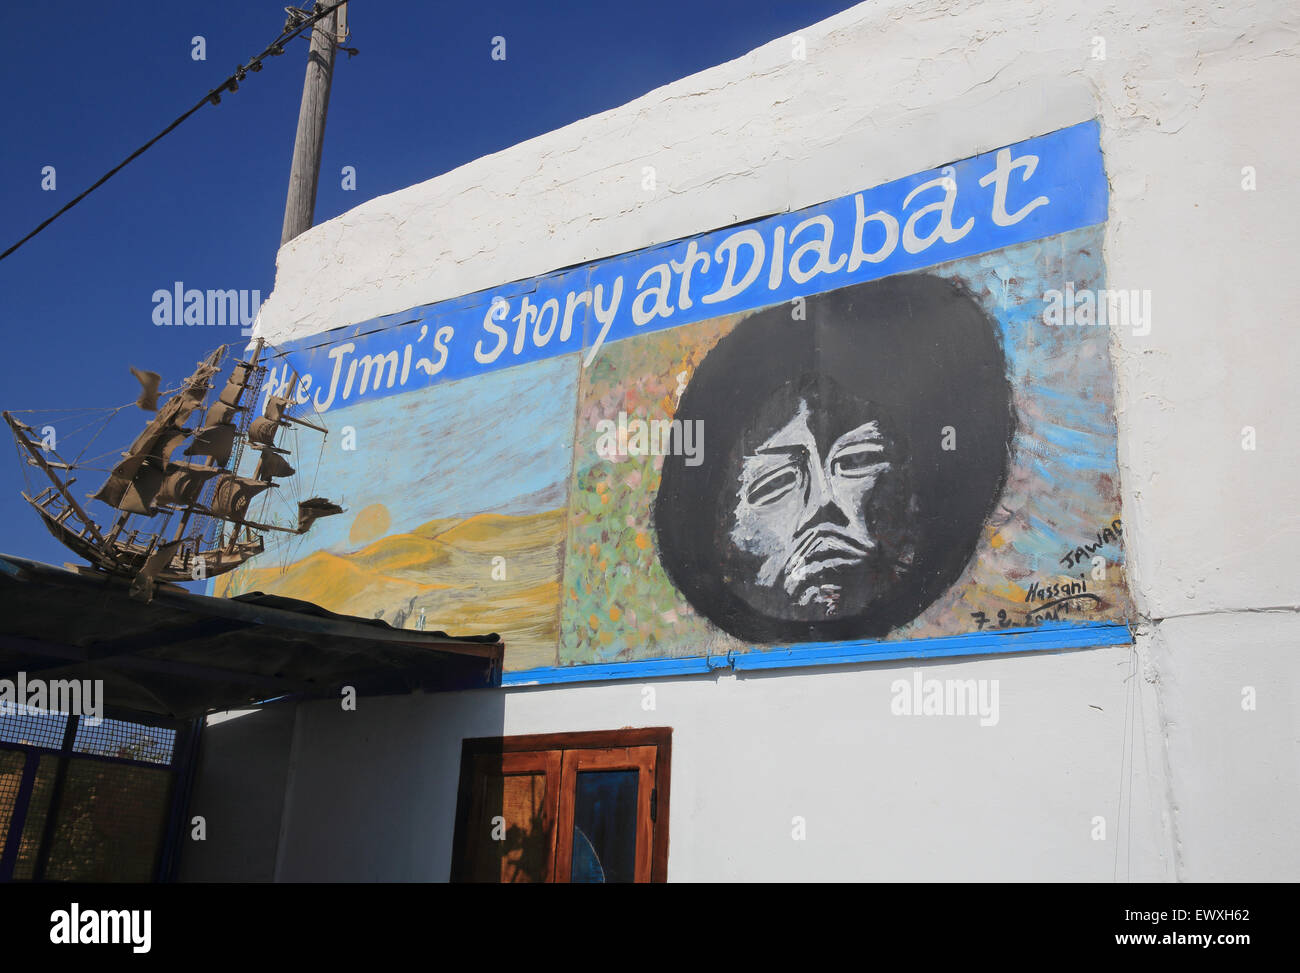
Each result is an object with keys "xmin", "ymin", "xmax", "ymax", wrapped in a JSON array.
[
  {"xmin": 183, "ymin": 689, "xmax": 512, "ymax": 882},
  {"xmin": 178, "ymin": 704, "xmax": 298, "ymax": 883}
]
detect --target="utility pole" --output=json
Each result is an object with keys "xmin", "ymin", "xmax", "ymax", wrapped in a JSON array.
[{"xmin": 280, "ymin": 3, "xmax": 346, "ymax": 246}]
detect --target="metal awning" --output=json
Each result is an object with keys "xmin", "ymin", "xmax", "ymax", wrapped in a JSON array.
[{"xmin": 0, "ymin": 554, "xmax": 503, "ymax": 719}]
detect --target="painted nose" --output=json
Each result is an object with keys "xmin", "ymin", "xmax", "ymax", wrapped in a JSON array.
[{"xmin": 795, "ymin": 459, "xmax": 850, "ymax": 537}]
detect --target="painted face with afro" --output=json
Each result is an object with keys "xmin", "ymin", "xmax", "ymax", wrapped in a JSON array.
[{"xmin": 654, "ymin": 273, "xmax": 1013, "ymax": 643}]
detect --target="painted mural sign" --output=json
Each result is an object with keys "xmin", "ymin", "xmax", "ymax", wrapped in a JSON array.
[{"xmin": 213, "ymin": 119, "xmax": 1132, "ymax": 680}]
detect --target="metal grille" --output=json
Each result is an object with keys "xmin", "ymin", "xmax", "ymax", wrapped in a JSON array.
[
  {"xmin": 0, "ymin": 708, "xmax": 192, "ymax": 883},
  {"xmin": 0, "ymin": 710, "xmax": 68, "ymax": 749},
  {"xmin": 0, "ymin": 750, "xmax": 24, "ymax": 856},
  {"xmin": 73, "ymin": 717, "xmax": 176, "ymax": 765},
  {"xmin": 41, "ymin": 759, "xmax": 172, "ymax": 882},
  {"xmin": 11, "ymin": 755, "xmax": 57, "ymax": 881}
]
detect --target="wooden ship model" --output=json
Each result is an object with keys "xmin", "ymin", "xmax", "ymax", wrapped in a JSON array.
[{"xmin": 3, "ymin": 339, "xmax": 342, "ymax": 600}]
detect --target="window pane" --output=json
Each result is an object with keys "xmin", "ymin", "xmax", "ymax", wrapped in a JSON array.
[{"xmin": 570, "ymin": 769, "xmax": 638, "ymax": 883}]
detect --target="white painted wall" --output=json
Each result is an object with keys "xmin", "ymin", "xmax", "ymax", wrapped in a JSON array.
[
  {"xmin": 274, "ymin": 643, "xmax": 1175, "ymax": 882},
  {"xmin": 186, "ymin": 0, "xmax": 1300, "ymax": 881}
]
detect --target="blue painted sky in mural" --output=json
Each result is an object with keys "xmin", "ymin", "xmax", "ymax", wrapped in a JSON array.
[{"xmin": 279, "ymin": 353, "xmax": 580, "ymax": 556}]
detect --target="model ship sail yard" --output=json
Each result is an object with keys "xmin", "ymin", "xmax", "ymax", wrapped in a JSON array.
[{"xmin": 3, "ymin": 339, "xmax": 343, "ymax": 600}]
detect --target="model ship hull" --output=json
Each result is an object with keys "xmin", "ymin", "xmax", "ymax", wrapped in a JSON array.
[
  {"xmin": 31, "ymin": 498, "xmax": 264, "ymax": 583},
  {"xmin": 4, "ymin": 339, "xmax": 342, "ymax": 600}
]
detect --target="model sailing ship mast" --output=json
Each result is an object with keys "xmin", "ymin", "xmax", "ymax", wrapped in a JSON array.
[{"xmin": 3, "ymin": 338, "xmax": 342, "ymax": 601}]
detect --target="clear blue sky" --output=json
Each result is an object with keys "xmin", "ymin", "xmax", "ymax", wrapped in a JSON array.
[{"xmin": 0, "ymin": 0, "xmax": 857, "ymax": 570}]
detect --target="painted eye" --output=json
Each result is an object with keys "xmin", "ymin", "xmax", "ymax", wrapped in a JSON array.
[
  {"xmin": 830, "ymin": 442, "xmax": 887, "ymax": 478},
  {"xmin": 745, "ymin": 466, "xmax": 799, "ymax": 506}
]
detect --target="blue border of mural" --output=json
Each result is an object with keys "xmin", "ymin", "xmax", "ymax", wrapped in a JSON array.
[{"xmin": 502, "ymin": 623, "xmax": 1134, "ymax": 686}]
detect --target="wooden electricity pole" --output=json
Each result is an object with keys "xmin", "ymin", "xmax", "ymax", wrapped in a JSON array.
[{"xmin": 280, "ymin": 4, "xmax": 346, "ymax": 246}]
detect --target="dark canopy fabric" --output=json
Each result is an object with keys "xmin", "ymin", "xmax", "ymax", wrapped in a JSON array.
[{"xmin": 0, "ymin": 554, "xmax": 503, "ymax": 719}]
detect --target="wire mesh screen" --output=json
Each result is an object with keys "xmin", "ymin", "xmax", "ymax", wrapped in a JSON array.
[
  {"xmin": 11, "ymin": 755, "xmax": 58, "ymax": 881},
  {"xmin": 0, "ymin": 749, "xmax": 25, "ymax": 857},
  {"xmin": 40, "ymin": 759, "xmax": 173, "ymax": 882},
  {"xmin": 0, "ymin": 710, "xmax": 68, "ymax": 749},
  {"xmin": 0, "ymin": 708, "xmax": 187, "ymax": 883},
  {"xmin": 73, "ymin": 717, "xmax": 176, "ymax": 765}
]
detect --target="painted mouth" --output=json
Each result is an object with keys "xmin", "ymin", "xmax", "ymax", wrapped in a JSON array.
[
  {"xmin": 781, "ymin": 527, "xmax": 873, "ymax": 593},
  {"xmin": 796, "ymin": 582, "xmax": 844, "ymax": 614}
]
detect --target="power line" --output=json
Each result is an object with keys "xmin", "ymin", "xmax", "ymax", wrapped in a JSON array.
[{"xmin": 0, "ymin": 0, "xmax": 353, "ymax": 264}]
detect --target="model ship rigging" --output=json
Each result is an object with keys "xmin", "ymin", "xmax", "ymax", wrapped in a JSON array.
[{"xmin": 3, "ymin": 339, "xmax": 343, "ymax": 601}]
